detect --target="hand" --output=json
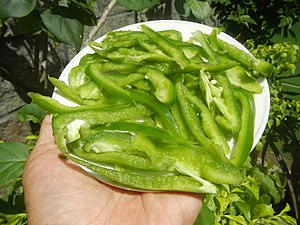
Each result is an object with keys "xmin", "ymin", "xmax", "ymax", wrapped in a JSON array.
[{"xmin": 22, "ymin": 115, "xmax": 203, "ymax": 225}]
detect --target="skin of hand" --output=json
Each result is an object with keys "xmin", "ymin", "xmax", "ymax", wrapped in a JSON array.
[{"xmin": 22, "ymin": 115, "xmax": 204, "ymax": 225}]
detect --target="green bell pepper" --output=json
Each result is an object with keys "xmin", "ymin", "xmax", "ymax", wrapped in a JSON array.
[{"xmin": 230, "ymin": 88, "xmax": 255, "ymax": 167}]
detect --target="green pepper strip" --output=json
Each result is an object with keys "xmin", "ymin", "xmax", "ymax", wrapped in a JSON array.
[
  {"xmin": 86, "ymin": 63, "xmax": 180, "ymax": 135},
  {"xmin": 138, "ymin": 39, "xmax": 168, "ymax": 57},
  {"xmin": 159, "ymin": 146, "xmax": 243, "ymax": 186},
  {"xmin": 74, "ymin": 150, "xmax": 165, "ymax": 172},
  {"xmin": 213, "ymin": 36, "xmax": 274, "ymax": 76},
  {"xmin": 28, "ymin": 92, "xmax": 109, "ymax": 114},
  {"xmin": 115, "ymin": 73, "xmax": 145, "ymax": 87},
  {"xmin": 183, "ymin": 60, "xmax": 239, "ymax": 73},
  {"xmin": 49, "ymin": 77, "xmax": 96, "ymax": 105},
  {"xmin": 170, "ymin": 102, "xmax": 189, "ymax": 139},
  {"xmin": 230, "ymin": 88, "xmax": 255, "ymax": 168},
  {"xmin": 93, "ymin": 121, "xmax": 176, "ymax": 145},
  {"xmin": 185, "ymin": 90, "xmax": 231, "ymax": 156},
  {"xmin": 175, "ymin": 75, "xmax": 213, "ymax": 147},
  {"xmin": 225, "ymin": 66, "xmax": 263, "ymax": 94},
  {"xmin": 166, "ymin": 38, "xmax": 207, "ymax": 59},
  {"xmin": 208, "ymin": 28, "xmax": 220, "ymax": 53},
  {"xmin": 192, "ymin": 30, "xmax": 217, "ymax": 61},
  {"xmin": 140, "ymin": 24, "xmax": 191, "ymax": 69},
  {"xmin": 89, "ymin": 45, "xmax": 172, "ymax": 64},
  {"xmin": 99, "ymin": 121, "xmax": 191, "ymax": 146},
  {"xmin": 129, "ymin": 90, "xmax": 180, "ymax": 135},
  {"xmin": 85, "ymin": 63, "xmax": 134, "ymax": 105},
  {"xmin": 94, "ymin": 32, "xmax": 146, "ymax": 50},
  {"xmin": 140, "ymin": 67, "xmax": 177, "ymax": 105},
  {"xmin": 52, "ymin": 104, "xmax": 150, "ymax": 152},
  {"xmin": 130, "ymin": 133, "xmax": 176, "ymax": 169},
  {"xmin": 67, "ymin": 154, "xmax": 213, "ymax": 193},
  {"xmin": 213, "ymin": 73, "xmax": 242, "ymax": 136},
  {"xmin": 70, "ymin": 130, "xmax": 173, "ymax": 172}
]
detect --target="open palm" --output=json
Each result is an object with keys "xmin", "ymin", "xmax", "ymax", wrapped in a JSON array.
[{"xmin": 23, "ymin": 115, "xmax": 203, "ymax": 225}]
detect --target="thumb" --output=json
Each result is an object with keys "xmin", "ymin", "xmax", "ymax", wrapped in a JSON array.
[{"xmin": 35, "ymin": 114, "xmax": 55, "ymax": 147}]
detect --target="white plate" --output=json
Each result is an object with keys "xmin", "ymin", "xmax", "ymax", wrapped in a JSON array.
[{"xmin": 53, "ymin": 20, "xmax": 270, "ymax": 151}]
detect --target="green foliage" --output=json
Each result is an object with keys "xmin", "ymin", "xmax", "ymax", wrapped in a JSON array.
[
  {"xmin": 0, "ymin": 105, "xmax": 44, "ymax": 225},
  {"xmin": 0, "ymin": 143, "xmax": 29, "ymax": 187},
  {"xmin": 244, "ymin": 40, "xmax": 299, "ymax": 222},
  {"xmin": 198, "ymin": 162, "xmax": 297, "ymax": 225},
  {"xmin": 117, "ymin": 0, "xmax": 161, "ymax": 11},
  {"xmin": 0, "ymin": 143, "xmax": 29, "ymax": 225},
  {"xmin": 0, "ymin": 0, "xmax": 97, "ymax": 51},
  {"xmin": 41, "ymin": 7, "xmax": 84, "ymax": 51},
  {"xmin": 246, "ymin": 41, "xmax": 300, "ymax": 147},
  {"xmin": 0, "ymin": 178, "xmax": 27, "ymax": 225},
  {"xmin": 175, "ymin": 0, "xmax": 213, "ymax": 22},
  {"xmin": 0, "ymin": 0, "xmax": 36, "ymax": 18},
  {"xmin": 210, "ymin": 0, "xmax": 300, "ymax": 45},
  {"xmin": 16, "ymin": 103, "xmax": 46, "ymax": 125},
  {"xmin": 0, "ymin": 213, "xmax": 27, "ymax": 225}
]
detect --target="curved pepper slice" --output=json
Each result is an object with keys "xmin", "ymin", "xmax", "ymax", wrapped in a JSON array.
[
  {"xmin": 139, "ymin": 67, "xmax": 177, "ymax": 105},
  {"xmin": 140, "ymin": 24, "xmax": 191, "ymax": 69},
  {"xmin": 230, "ymin": 88, "xmax": 255, "ymax": 167}
]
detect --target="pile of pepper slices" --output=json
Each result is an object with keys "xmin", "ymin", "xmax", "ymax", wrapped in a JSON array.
[{"xmin": 29, "ymin": 24, "xmax": 273, "ymax": 193}]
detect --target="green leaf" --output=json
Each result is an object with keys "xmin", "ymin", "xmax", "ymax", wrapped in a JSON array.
[
  {"xmin": 194, "ymin": 203, "xmax": 214, "ymax": 225},
  {"xmin": 0, "ymin": 213, "xmax": 27, "ymax": 225},
  {"xmin": 223, "ymin": 215, "xmax": 247, "ymax": 225},
  {"xmin": 71, "ymin": 0, "xmax": 97, "ymax": 9},
  {"xmin": 0, "ymin": 142, "xmax": 29, "ymax": 186},
  {"xmin": 186, "ymin": 0, "xmax": 212, "ymax": 21},
  {"xmin": 239, "ymin": 15, "xmax": 257, "ymax": 25},
  {"xmin": 116, "ymin": 0, "xmax": 160, "ymax": 11},
  {"xmin": 174, "ymin": 0, "xmax": 190, "ymax": 18},
  {"xmin": 41, "ymin": 6, "xmax": 84, "ymax": 51},
  {"xmin": 280, "ymin": 76, "xmax": 300, "ymax": 95},
  {"xmin": 17, "ymin": 11, "xmax": 42, "ymax": 36},
  {"xmin": 234, "ymin": 201, "xmax": 251, "ymax": 222},
  {"xmin": 215, "ymin": 195, "xmax": 232, "ymax": 213},
  {"xmin": 16, "ymin": 103, "xmax": 46, "ymax": 125},
  {"xmin": 249, "ymin": 167, "xmax": 279, "ymax": 202},
  {"xmin": 0, "ymin": 181, "xmax": 15, "ymax": 201},
  {"xmin": 252, "ymin": 204, "xmax": 275, "ymax": 219},
  {"xmin": 0, "ymin": 0, "xmax": 36, "ymax": 18},
  {"xmin": 69, "ymin": 1, "xmax": 97, "ymax": 26}
]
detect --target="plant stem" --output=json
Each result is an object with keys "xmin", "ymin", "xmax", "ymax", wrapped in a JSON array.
[
  {"xmin": 40, "ymin": 32, "xmax": 49, "ymax": 93},
  {"xmin": 85, "ymin": 0, "xmax": 117, "ymax": 45},
  {"xmin": 268, "ymin": 134, "xmax": 299, "ymax": 220}
]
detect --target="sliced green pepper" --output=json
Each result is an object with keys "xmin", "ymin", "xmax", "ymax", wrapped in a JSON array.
[
  {"xmin": 225, "ymin": 66, "xmax": 263, "ymax": 94},
  {"xmin": 52, "ymin": 104, "xmax": 151, "ymax": 152},
  {"xmin": 230, "ymin": 88, "xmax": 255, "ymax": 167},
  {"xmin": 28, "ymin": 92, "xmax": 109, "ymax": 114},
  {"xmin": 140, "ymin": 25, "xmax": 191, "ymax": 69},
  {"xmin": 185, "ymin": 89, "xmax": 230, "ymax": 156},
  {"xmin": 159, "ymin": 145, "xmax": 243, "ymax": 185},
  {"xmin": 213, "ymin": 73, "xmax": 242, "ymax": 136},
  {"xmin": 129, "ymin": 90, "xmax": 180, "ymax": 135},
  {"xmin": 193, "ymin": 30, "xmax": 217, "ymax": 61},
  {"xmin": 49, "ymin": 76, "xmax": 101, "ymax": 105},
  {"xmin": 29, "ymin": 26, "xmax": 262, "ymax": 194},
  {"xmin": 85, "ymin": 63, "xmax": 134, "ymax": 105},
  {"xmin": 175, "ymin": 75, "xmax": 213, "ymax": 147},
  {"xmin": 213, "ymin": 34, "xmax": 274, "ymax": 76},
  {"xmin": 67, "ymin": 154, "xmax": 216, "ymax": 193},
  {"xmin": 140, "ymin": 67, "xmax": 177, "ymax": 105},
  {"xmin": 94, "ymin": 121, "xmax": 177, "ymax": 145}
]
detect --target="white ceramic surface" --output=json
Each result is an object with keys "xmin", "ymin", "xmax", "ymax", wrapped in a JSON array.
[{"xmin": 53, "ymin": 20, "xmax": 270, "ymax": 151}]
